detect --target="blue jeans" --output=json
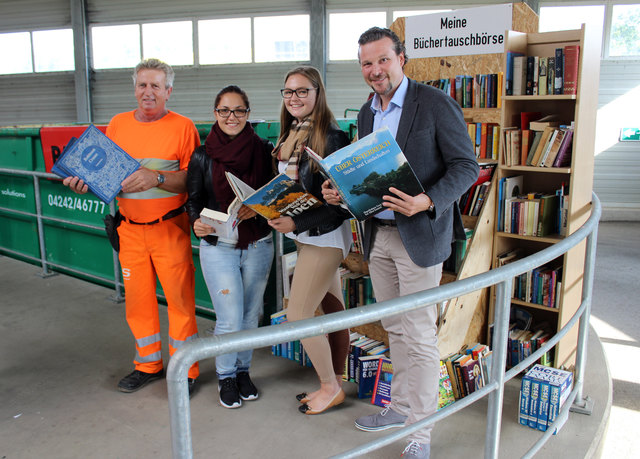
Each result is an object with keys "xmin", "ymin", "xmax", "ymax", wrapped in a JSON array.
[{"xmin": 199, "ymin": 237, "xmax": 274, "ymax": 379}]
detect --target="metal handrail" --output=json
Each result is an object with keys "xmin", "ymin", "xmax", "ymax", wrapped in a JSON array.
[{"xmin": 167, "ymin": 193, "xmax": 601, "ymax": 459}]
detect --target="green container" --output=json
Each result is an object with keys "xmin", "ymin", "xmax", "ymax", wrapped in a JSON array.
[
  {"xmin": 0, "ymin": 174, "xmax": 39, "ymax": 261},
  {"xmin": 0, "ymin": 127, "xmax": 45, "ymax": 171}
]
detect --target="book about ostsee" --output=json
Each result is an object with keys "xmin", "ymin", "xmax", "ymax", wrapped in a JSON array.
[
  {"xmin": 305, "ymin": 127, "xmax": 424, "ymax": 221},
  {"xmin": 51, "ymin": 124, "xmax": 140, "ymax": 203},
  {"xmin": 225, "ymin": 171, "xmax": 322, "ymax": 220}
]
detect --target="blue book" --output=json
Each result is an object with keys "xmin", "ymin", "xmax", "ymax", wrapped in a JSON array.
[
  {"xmin": 305, "ymin": 127, "xmax": 424, "ymax": 221},
  {"xmin": 519, "ymin": 375, "xmax": 532, "ymax": 426},
  {"xmin": 505, "ymin": 51, "xmax": 524, "ymax": 96},
  {"xmin": 51, "ymin": 124, "xmax": 140, "ymax": 204}
]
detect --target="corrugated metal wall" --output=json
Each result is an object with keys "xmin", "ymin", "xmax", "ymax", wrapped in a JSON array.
[{"xmin": 594, "ymin": 60, "xmax": 640, "ymax": 219}]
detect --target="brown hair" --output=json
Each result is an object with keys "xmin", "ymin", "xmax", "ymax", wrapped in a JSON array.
[
  {"xmin": 278, "ymin": 66, "xmax": 337, "ymax": 158},
  {"xmin": 214, "ymin": 85, "xmax": 250, "ymax": 110}
]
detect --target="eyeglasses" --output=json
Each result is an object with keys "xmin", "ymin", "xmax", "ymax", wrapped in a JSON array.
[
  {"xmin": 280, "ymin": 88, "xmax": 316, "ymax": 99},
  {"xmin": 215, "ymin": 108, "xmax": 249, "ymax": 118}
]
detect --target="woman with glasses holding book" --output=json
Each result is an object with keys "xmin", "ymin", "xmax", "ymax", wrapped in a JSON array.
[
  {"xmin": 268, "ymin": 66, "xmax": 352, "ymax": 415},
  {"xmin": 186, "ymin": 85, "xmax": 274, "ymax": 409}
]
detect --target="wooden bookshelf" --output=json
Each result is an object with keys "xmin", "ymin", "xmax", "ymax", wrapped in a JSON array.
[{"xmin": 490, "ymin": 24, "xmax": 601, "ymax": 369}]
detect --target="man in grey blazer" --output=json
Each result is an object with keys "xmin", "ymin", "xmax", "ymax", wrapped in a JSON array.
[{"xmin": 323, "ymin": 27, "xmax": 478, "ymax": 458}]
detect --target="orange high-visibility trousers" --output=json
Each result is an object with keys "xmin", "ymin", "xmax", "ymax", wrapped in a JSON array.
[{"xmin": 117, "ymin": 212, "xmax": 199, "ymax": 379}]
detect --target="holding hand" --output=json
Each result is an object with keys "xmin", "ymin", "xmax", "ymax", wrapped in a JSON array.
[
  {"xmin": 62, "ymin": 176, "xmax": 89, "ymax": 194},
  {"xmin": 193, "ymin": 218, "xmax": 214, "ymax": 238},
  {"xmin": 237, "ymin": 205, "xmax": 257, "ymax": 221},
  {"xmin": 321, "ymin": 180, "xmax": 341, "ymax": 205},
  {"xmin": 383, "ymin": 187, "xmax": 433, "ymax": 217},
  {"xmin": 268, "ymin": 216, "xmax": 296, "ymax": 234}
]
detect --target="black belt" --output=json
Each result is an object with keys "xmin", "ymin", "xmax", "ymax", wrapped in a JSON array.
[
  {"xmin": 375, "ymin": 218, "xmax": 397, "ymax": 227},
  {"xmin": 124, "ymin": 206, "xmax": 185, "ymax": 225}
]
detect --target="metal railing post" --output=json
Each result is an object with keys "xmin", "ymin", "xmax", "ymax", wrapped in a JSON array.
[
  {"xmin": 32, "ymin": 175, "xmax": 54, "ymax": 277},
  {"xmin": 571, "ymin": 223, "xmax": 599, "ymax": 414},
  {"xmin": 485, "ymin": 277, "xmax": 512, "ymax": 459}
]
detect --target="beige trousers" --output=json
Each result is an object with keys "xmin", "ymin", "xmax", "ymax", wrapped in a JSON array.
[
  {"xmin": 287, "ymin": 242, "xmax": 347, "ymax": 384},
  {"xmin": 368, "ymin": 224, "xmax": 443, "ymax": 444}
]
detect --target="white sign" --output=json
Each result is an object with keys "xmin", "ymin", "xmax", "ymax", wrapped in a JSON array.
[{"xmin": 405, "ymin": 4, "xmax": 513, "ymax": 58}]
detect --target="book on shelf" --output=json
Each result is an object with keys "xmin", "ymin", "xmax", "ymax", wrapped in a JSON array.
[
  {"xmin": 225, "ymin": 171, "xmax": 322, "ymax": 220},
  {"xmin": 520, "ymin": 129, "xmax": 532, "ymax": 166},
  {"xmin": 498, "ymin": 175, "xmax": 523, "ymax": 232},
  {"xmin": 536, "ymin": 129, "xmax": 560, "ymax": 167},
  {"xmin": 520, "ymin": 111, "xmax": 542, "ymax": 131},
  {"xmin": 529, "ymin": 115, "xmax": 562, "ymax": 132},
  {"xmin": 506, "ymin": 51, "xmax": 524, "ymax": 96},
  {"xmin": 438, "ymin": 360, "xmax": 456, "ymax": 409},
  {"xmin": 460, "ymin": 163, "xmax": 495, "ymax": 215},
  {"xmin": 199, "ymin": 198, "xmax": 242, "ymax": 240},
  {"xmin": 552, "ymin": 126, "xmax": 574, "ymax": 168},
  {"xmin": 304, "ymin": 126, "xmax": 423, "ymax": 221},
  {"xmin": 547, "ymin": 56, "xmax": 555, "ymax": 95},
  {"xmin": 51, "ymin": 124, "xmax": 140, "ymax": 204},
  {"xmin": 538, "ymin": 57, "xmax": 548, "ymax": 96},
  {"xmin": 526, "ymin": 130, "xmax": 543, "ymax": 166},
  {"xmin": 529, "ymin": 127, "xmax": 556, "ymax": 166},
  {"xmin": 562, "ymin": 45, "xmax": 580, "ymax": 95},
  {"xmin": 371, "ymin": 357, "xmax": 393, "ymax": 407},
  {"xmin": 554, "ymin": 48, "xmax": 564, "ymax": 94},
  {"xmin": 513, "ymin": 55, "xmax": 527, "ymax": 96},
  {"xmin": 542, "ymin": 128, "xmax": 569, "ymax": 167}
]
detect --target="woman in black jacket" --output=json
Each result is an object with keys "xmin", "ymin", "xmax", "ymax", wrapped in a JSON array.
[
  {"xmin": 269, "ymin": 66, "xmax": 351, "ymax": 415},
  {"xmin": 186, "ymin": 85, "xmax": 274, "ymax": 409}
]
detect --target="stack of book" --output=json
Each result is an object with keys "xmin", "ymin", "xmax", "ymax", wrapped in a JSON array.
[
  {"xmin": 519, "ymin": 365, "xmax": 573, "ymax": 431},
  {"xmin": 424, "ymin": 73, "xmax": 503, "ymax": 109},
  {"xmin": 506, "ymin": 45, "xmax": 580, "ymax": 96},
  {"xmin": 441, "ymin": 343, "xmax": 493, "ymax": 400},
  {"xmin": 507, "ymin": 325, "xmax": 553, "ymax": 368},
  {"xmin": 503, "ymin": 118, "xmax": 574, "ymax": 168},
  {"xmin": 460, "ymin": 163, "xmax": 496, "ymax": 216},
  {"xmin": 340, "ymin": 268, "xmax": 375, "ymax": 309},
  {"xmin": 466, "ymin": 122, "xmax": 501, "ymax": 160},
  {"xmin": 269, "ymin": 309, "xmax": 313, "ymax": 368}
]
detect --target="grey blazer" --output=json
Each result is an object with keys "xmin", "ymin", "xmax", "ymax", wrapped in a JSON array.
[{"xmin": 358, "ymin": 78, "xmax": 479, "ymax": 268}]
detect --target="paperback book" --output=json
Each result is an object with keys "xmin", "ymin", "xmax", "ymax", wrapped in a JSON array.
[
  {"xmin": 51, "ymin": 124, "xmax": 140, "ymax": 203},
  {"xmin": 199, "ymin": 198, "xmax": 242, "ymax": 240},
  {"xmin": 304, "ymin": 127, "xmax": 423, "ymax": 221},
  {"xmin": 225, "ymin": 171, "xmax": 322, "ymax": 220}
]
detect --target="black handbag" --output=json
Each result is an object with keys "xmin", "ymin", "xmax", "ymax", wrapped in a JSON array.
[{"xmin": 103, "ymin": 210, "xmax": 123, "ymax": 252}]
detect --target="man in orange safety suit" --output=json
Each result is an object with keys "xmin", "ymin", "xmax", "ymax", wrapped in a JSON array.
[{"xmin": 63, "ymin": 58, "xmax": 200, "ymax": 396}]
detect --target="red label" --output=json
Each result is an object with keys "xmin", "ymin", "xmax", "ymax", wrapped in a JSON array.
[{"xmin": 40, "ymin": 125, "xmax": 108, "ymax": 173}]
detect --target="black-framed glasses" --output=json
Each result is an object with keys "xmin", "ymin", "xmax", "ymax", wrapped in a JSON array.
[
  {"xmin": 280, "ymin": 88, "xmax": 316, "ymax": 99},
  {"xmin": 215, "ymin": 108, "xmax": 249, "ymax": 118}
]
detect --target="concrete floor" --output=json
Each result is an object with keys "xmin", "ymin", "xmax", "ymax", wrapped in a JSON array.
[{"xmin": 1, "ymin": 221, "xmax": 636, "ymax": 458}]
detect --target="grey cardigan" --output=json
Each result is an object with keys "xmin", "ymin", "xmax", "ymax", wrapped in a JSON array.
[{"xmin": 358, "ymin": 78, "xmax": 479, "ymax": 268}]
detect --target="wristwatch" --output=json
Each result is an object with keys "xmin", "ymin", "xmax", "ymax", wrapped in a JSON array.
[{"xmin": 156, "ymin": 173, "xmax": 165, "ymax": 186}]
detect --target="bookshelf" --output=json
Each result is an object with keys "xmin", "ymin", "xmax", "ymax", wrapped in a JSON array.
[
  {"xmin": 490, "ymin": 24, "xmax": 601, "ymax": 369},
  {"xmin": 388, "ymin": 3, "xmax": 539, "ymax": 356}
]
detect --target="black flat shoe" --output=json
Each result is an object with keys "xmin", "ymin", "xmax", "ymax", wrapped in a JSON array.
[
  {"xmin": 298, "ymin": 389, "xmax": 345, "ymax": 415},
  {"xmin": 296, "ymin": 392, "xmax": 309, "ymax": 403}
]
